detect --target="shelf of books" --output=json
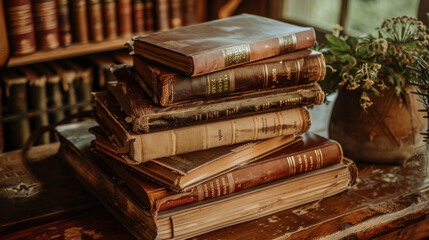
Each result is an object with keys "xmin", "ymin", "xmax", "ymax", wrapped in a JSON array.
[{"xmin": 6, "ymin": 36, "xmax": 133, "ymax": 68}]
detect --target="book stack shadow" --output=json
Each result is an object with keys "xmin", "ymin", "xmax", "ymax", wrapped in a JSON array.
[{"xmin": 57, "ymin": 14, "xmax": 358, "ymax": 240}]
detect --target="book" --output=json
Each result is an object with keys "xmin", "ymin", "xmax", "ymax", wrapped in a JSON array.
[
  {"xmin": 2, "ymin": 68, "xmax": 31, "ymax": 150},
  {"xmin": 88, "ymin": 53, "xmax": 117, "ymax": 88},
  {"xmin": 133, "ymin": 14, "xmax": 316, "ymax": 76},
  {"xmin": 132, "ymin": 0, "xmax": 145, "ymax": 33},
  {"xmin": 58, "ymin": 120, "xmax": 357, "ymax": 240},
  {"xmin": 56, "ymin": 0, "xmax": 72, "ymax": 46},
  {"xmin": 62, "ymin": 60, "xmax": 93, "ymax": 111},
  {"xmin": 155, "ymin": 0, "xmax": 170, "ymax": 31},
  {"xmin": 70, "ymin": 0, "xmax": 89, "ymax": 43},
  {"xmin": 118, "ymin": 0, "xmax": 133, "ymax": 36},
  {"xmin": 92, "ymin": 125, "xmax": 299, "ymax": 191},
  {"xmin": 169, "ymin": 0, "xmax": 182, "ymax": 28},
  {"xmin": 144, "ymin": 0, "xmax": 155, "ymax": 31},
  {"xmin": 109, "ymin": 64, "xmax": 324, "ymax": 132},
  {"xmin": 133, "ymin": 49, "xmax": 326, "ymax": 105},
  {"xmin": 93, "ymin": 91, "xmax": 312, "ymax": 163},
  {"xmin": 49, "ymin": 61, "xmax": 78, "ymax": 115},
  {"xmin": 93, "ymin": 126, "xmax": 344, "ymax": 201},
  {"xmin": 32, "ymin": 0, "xmax": 60, "ymax": 50},
  {"xmin": 103, "ymin": 0, "xmax": 118, "ymax": 39},
  {"xmin": 4, "ymin": 0, "xmax": 36, "ymax": 55},
  {"xmin": 182, "ymin": 0, "xmax": 199, "ymax": 26},
  {"xmin": 20, "ymin": 66, "xmax": 50, "ymax": 145},
  {"xmin": 87, "ymin": 0, "xmax": 104, "ymax": 41}
]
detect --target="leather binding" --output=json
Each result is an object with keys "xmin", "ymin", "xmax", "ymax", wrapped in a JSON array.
[
  {"xmin": 56, "ymin": 0, "xmax": 72, "ymax": 46},
  {"xmin": 103, "ymin": 0, "xmax": 118, "ymax": 39},
  {"xmin": 144, "ymin": 0, "xmax": 155, "ymax": 31},
  {"xmin": 62, "ymin": 60, "xmax": 93, "ymax": 111},
  {"xmin": 132, "ymin": 0, "xmax": 145, "ymax": 33},
  {"xmin": 20, "ymin": 66, "xmax": 50, "ymax": 145},
  {"xmin": 134, "ymin": 49, "xmax": 325, "ymax": 106},
  {"xmin": 93, "ymin": 91, "xmax": 312, "ymax": 163},
  {"xmin": 109, "ymin": 64, "xmax": 324, "ymax": 133},
  {"xmin": 169, "ymin": 0, "xmax": 182, "ymax": 28},
  {"xmin": 33, "ymin": 0, "xmax": 60, "ymax": 50},
  {"xmin": 2, "ymin": 69, "xmax": 31, "ymax": 150},
  {"xmin": 118, "ymin": 0, "xmax": 133, "ymax": 36},
  {"xmin": 87, "ymin": 0, "xmax": 104, "ymax": 41},
  {"xmin": 4, "ymin": 0, "xmax": 36, "ymax": 55},
  {"xmin": 93, "ymin": 131, "xmax": 343, "ymax": 212},
  {"xmin": 182, "ymin": 0, "xmax": 199, "ymax": 26},
  {"xmin": 49, "ymin": 61, "xmax": 78, "ymax": 115},
  {"xmin": 133, "ymin": 14, "xmax": 316, "ymax": 76},
  {"xmin": 155, "ymin": 0, "xmax": 170, "ymax": 31},
  {"xmin": 70, "ymin": 0, "xmax": 89, "ymax": 43}
]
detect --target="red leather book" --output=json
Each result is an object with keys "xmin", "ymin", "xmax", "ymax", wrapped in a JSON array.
[
  {"xmin": 134, "ymin": 49, "xmax": 325, "ymax": 106},
  {"xmin": 133, "ymin": 14, "xmax": 316, "ymax": 76},
  {"xmin": 4, "ymin": 0, "xmax": 36, "ymax": 55}
]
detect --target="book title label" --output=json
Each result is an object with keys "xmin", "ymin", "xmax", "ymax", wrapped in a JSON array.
[{"xmin": 222, "ymin": 44, "xmax": 251, "ymax": 67}]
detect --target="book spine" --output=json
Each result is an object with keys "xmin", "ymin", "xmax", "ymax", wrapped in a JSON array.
[
  {"xmin": 144, "ymin": 0, "xmax": 154, "ymax": 31},
  {"xmin": 33, "ymin": 0, "xmax": 60, "ymax": 50},
  {"xmin": 70, "ymin": 0, "xmax": 89, "ymax": 42},
  {"xmin": 0, "ymin": 85, "xmax": 2, "ymax": 153},
  {"xmin": 132, "ymin": 0, "xmax": 145, "ymax": 33},
  {"xmin": 87, "ymin": 0, "xmax": 104, "ymax": 41},
  {"xmin": 169, "ymin": 0, "xmax": 182, "ymax": 28},
  {"xmin": 103, "ymin": 0, "xmax": 118, "ymax": 39},
  {"xmin": 182, "ymin": 0, "xmax": 198, "ymax": 26},
  {"xmin": 135, "ymin": 53, "xmax": 325, "ymax": 106},
  {"xmin": 130, "ymin": 84, "xmax": 324, "ymax": 133},
  {"xmin": 156, "ymin": 141, "xmax": 343, "ymax": 212},
  {"xmin": 4, "ymin": 0, "xmax": 36, "ymax": 55},
  {"xmin": 118, "ymin": 0, "xmax": 133, "ymax": 36},
  {"xmin": 131, "ymin": 108, "xmax": 311, "ymax": 162},
  {"xmin": 57, "ymin": 0, "xmax": 72, "ymax": 46},
  {"xmin": 47, "ymin": 75, "xmax": 64, "ymax": 141},
  {"xmin": 191, "ymin": 28, "xmax": 316, "ymax": 76},
  {"xmin": 155, "ymin": 0, "xmax": 169, "ymax": 31}
]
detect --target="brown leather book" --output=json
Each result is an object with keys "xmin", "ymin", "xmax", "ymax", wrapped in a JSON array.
[
  {"xmin": 58, "ymin": 121, "xmax": 357, "ymax": 240},
  {"xmin": 169, "ymin": 0, "xmax": 182, "ymax": 28},
  {"xmin": 132, "ymin": 0, "xmax": 145, "ymax": 33},
  {"xmin": 49, "ymin": 61, "xmax": 79, "ymax": 115},
  {"xmin": 182, "ymin": 0, "xmax": 199, "ymax": 26},
  {"xmin": 90, "ymin": 127, "xmax": 343, "ymax": 212},
  {"xmin": 4, "ymin": 0, "xmax": 36, "ymax": 55},
  {"xmin": 33, "ymin": 0, "xmax": 60, "ymax": 50},
  {"xmin": 133, "ymin": 14, "xmax": 316, "ymax": 76},
  {"xmin": 70, "ymin": 0, "xmax": 89, "ymax": 42},
  {"xmin": 93, "ymin": 91, "xmax": 312, "ymax": 163},
  {"xmin": 103, "ymin": 0, "xmax": 118, "ymax": 39},
  {"xmin": 155, "ymin": 0, "xmax": 170, "ymax": 31},
  {"xmin": 144, "ymin": 0, "xmax": 155, "ymax": 31},
  {"xmin": 56, "ymin": 0, "xmax": 72, "ymax": 46},
  {"xmin": 133, "ymin": 49, "xmax": 326, "ymax": 106},
  {"xmin": 87, "ymin": 0, "xmax": 104, "ymax": 41},
  {"xmin": 109, "ymin": 64, "xmax": 324, "ymax": 133},
  {"xmin": 118, "ymin": 0, "xmax": 133, "ymax": 36}
]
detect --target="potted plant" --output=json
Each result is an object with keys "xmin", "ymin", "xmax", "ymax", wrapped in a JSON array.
[{"xmin": 318, "ymin": 16, "xmax": 429, "ymax": 163}]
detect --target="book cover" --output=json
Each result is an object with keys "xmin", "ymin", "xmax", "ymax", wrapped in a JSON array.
[
  {"xmin": 93, "ymin": 91, "xmax": 312, "ymax": 163},
  {"xmin": 62, "ymin": 60, "xmax": 93, "ymax": 111},
  {"xmin": 133, "ymin": 49, "xmax": 325, "ymax": 105},
  {"xmin": 133, "ymin": 14, "xmax": 315, "ymax": 76},
  {"xmin": 56, "ymin": 0, "xmax": 72, "ymax": 46},
  {"xmin": 118, "ymin": 0, "xmax": 133, "ymax": 36},
  {"xmin": 49, "ymin": 61, "xmax": 78, "ymax": 115},
  {"xmin": 88, "ymin": 0, "xmax": 104, "ymax": 41},
  {"xmin": 33, "ymin": 0, "xmax": 60, "ymax": 50},
  {"xmin": 70, "ymin": 0, "xmax": 89, "ymax": 42},
  {"xmin": 109, "ymin": 64, "xmax": 324, "ymax": 132},
  {"xmin": 4, "ymin": 0, "xmax": 36, "ymax": 55},
  {"xmin": 58, "ymin": 120, "xmax": 357, "ymax": 240}
]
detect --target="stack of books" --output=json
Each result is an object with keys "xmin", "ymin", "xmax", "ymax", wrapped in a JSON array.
[{"xmin": 58, "ymin": 14, "xmax": 357, "ymax": 239}]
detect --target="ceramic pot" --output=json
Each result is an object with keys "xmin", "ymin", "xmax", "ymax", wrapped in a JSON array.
[{"xmin": 329, "ymin": 84, "xmax": 427, "ymax": 163}]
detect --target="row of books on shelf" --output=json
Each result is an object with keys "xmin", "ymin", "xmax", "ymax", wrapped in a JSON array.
[
  {"xmin": 58, "ymin": 14, "xmax": 358, "ymax": 239},
  {"xmin": 4, "ymin": 0, "xmax": 206, "ymax": 56},
  {"xmin": 0, "ymin": 51, "xmax": 132, "ymax": 152}
]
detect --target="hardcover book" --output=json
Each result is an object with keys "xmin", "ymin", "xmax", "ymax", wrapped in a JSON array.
[
  {"xmin": 91, "ymin": 126, "xmax": 299, "ymax": 191},
  {"xmin": 70, "ymin": 0, "xmax": 89, "ymax": 43},
  {"xmin": 133, "ymin": 49, "xmax": 325, "ymax": 105},
  {"xmin": 108, "ymin": 64, "xmax": 324, "ymax": 133},
  {"xmin": 155, "ymin": 0, "xmax": 170, "ymax": 31},
  {"xmin": 133, "ymin": 14, "xmax": 316, "ymax": 76},
  {"xmin": 58, "ymin": 120, "xmax": 357, "ymax": 240},
  {"xmin": 57, "ymin": 0, "xmax": 72, "ymax": 46},
  {"xmin": 33, "ymin": 0, "xmax": 60, "ymax": 50},
  {"xmin": 103, "ymin": 0, "xmax": 118, "ymax": 39},
  {"xmin": 144, "ymin": 0, "xmax": 155, "ymax": 31},
  {"xmin": 132, "ymin": 0, "xmax": 145, "ymax": 33},
  {"xmin": 93, "ymin": 91, "xmax": 312, "ymax": 163},
  {"xmin": 118, "ymin": 0, "xmax": 133, "ymax": 36},
  {"xmin": 88, "ymin": 0, "xmax": 104, "ymax": 41}
]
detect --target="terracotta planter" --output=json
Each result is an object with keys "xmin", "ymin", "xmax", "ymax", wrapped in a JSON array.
[{"xmin": 329, "ymin": 84, "xmax": 427, "ymax": 163}]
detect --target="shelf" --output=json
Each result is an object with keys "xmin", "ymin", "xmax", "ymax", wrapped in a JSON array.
[{"xmin": 6, "ymin": 36, "xmax": 133, "ymax": 67}]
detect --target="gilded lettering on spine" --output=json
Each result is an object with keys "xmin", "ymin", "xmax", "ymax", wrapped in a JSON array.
[
  {"xmin": 206, "ymin": 71, "xmax": 232, "ymax": 96},
  {"xmin": 278, "ymin": 34, "xmax": 297, "ymax": 53},
  {"xmin": 222, "ymin": 44, "xmax": 251, "ymax": 67}
]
